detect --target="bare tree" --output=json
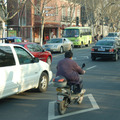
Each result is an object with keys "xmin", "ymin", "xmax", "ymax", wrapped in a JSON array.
[
  {"xmin": 105, "ymin": 0, "xmax": 120, "ymax": 32},
  {"xmin": 67, "ymin": 0, "xmax": 80, "ymax": 26},
  {"xmin": 80, "ymin": 0, "xmax": 120, "ymax": 35},
  {"xmin": 29, "ymin": 0, "xmax": 59, "ymax": 45},
  {"xmin": 0, "ymin": 0, "xmax": 27, "ymax": 38},
  {"xmin": 0, "ymin": 0, "xmax": 27, "ymax": 22}
]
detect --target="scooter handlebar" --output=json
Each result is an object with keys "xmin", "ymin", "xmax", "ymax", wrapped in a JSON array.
[{"xmin": 81, "ymin": 63, "xmax": 85, "ymax": 69}]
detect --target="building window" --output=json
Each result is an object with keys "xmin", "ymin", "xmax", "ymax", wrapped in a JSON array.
[
  {"xmin": 68, "ymin": 7, "xmax": 70, "ymax": 21},
  {"xmin": 34, "ymin": 5, "xmax": 40, "ymax": 15},
  {"xmin": 56, "ymin": 5, "xmax": 58, "ymax": 15},
  {"xmin": 77, "ymin": 9, "xmax": 80, "ymax": 17},
  {"xmin": 20, "ymin": 4, "xmax": 26, "ymax": 26},
  {"xmin": 62, "ymin": 6, "xmax": 66, "ymax": 21}
]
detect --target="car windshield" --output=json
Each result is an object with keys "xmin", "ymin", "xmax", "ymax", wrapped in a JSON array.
[
  {"xmin": 102, "ymin": 37, "xmax": 116, "ymax": 40},
  {"xmin": 107, "ymin": 33, "xmax": 118, "ymax": 37},
  {"xmin": 47, "ymin": 39, "xmax": 62, "ymax": 43},
  {"xmin": 96, "ymin": 41, "xmax": 114, "ymax": 46},
  {"xmin": 62, "ymin": 29, "xmax": 79, "ymax": 37}
]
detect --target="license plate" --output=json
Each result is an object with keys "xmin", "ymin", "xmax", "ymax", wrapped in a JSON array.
[
  {"xmin": 57, "ymin": 95, "xmax": 64, "ymax": 101},
  {"xmin": 98, "ymin": 48, "xmax": 105, "ymax": 51}
]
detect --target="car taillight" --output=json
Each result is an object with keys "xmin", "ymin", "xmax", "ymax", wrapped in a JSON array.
[
  {"xmin": 109, "ymin": 49, "xmax": 114, "ymax": 52},
  {"xmin": 91, "ymin": 48, "xmax": 95, "ymax": 51},
  {"xmin": 58, "ymin": 79, "xmax": 64, "ymax": 82}
]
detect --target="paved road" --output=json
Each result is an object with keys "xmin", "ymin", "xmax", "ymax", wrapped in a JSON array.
[{"xmin": 0, "ymin": 45, "xmax": 120, "ymax": 120}]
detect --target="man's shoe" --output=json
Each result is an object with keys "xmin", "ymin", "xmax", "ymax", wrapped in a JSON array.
[{"xmin": 80, "ymin": 89, "xmax": 86, "ymax": 96}]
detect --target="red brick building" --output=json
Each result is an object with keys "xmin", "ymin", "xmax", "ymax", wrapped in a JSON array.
[{"xmin": 7, "ymin": 0, "xmax": 81, "ymax": 44}]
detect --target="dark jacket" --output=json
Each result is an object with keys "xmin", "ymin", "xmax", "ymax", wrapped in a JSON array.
[{"xmin": 56, "ymin": 58, "xmax": 84, "ymax": 84}]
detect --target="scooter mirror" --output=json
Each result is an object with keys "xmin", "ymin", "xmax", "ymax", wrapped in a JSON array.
[{"xmin": 82, "ymin": 63, "xmax": 85, "ymax": 68}]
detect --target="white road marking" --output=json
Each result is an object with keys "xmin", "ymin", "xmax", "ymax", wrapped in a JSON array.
[
  {"xmin": 52, "ymin": 53, "xmax": 64, "ymax": 58},
  {"xmin": 86, "ymin": 65, "xmax": 96, "ymax": 70},
  {"xmin": 72, "ymin": 56, "xmax": 89, "ymax": 60},
  {"xmin": 48, "ymin": 94, "xmax": 99, "ymax": 120},
  {"xmin": 53, "ymin": 55, "xmax": 89, "ymax": 59}
]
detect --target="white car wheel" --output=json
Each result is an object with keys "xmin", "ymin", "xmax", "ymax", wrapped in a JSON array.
[
  {"xmin": 60, "ymin": 47, "xmax": 63, "ymax": 53},
  {"xmin": 38, "ymin": 72, "xmax": 48, "ymax": 92}
]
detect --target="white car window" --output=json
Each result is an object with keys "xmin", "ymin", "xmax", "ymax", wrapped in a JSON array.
[
  {"xmin": 33, "ymin": 44, "xmax": 43, "ymax": 52},
  {"xmin": 14, "ymin": 47, "xmax": 33, "ymax": 65},
  {"xmin": 65, "ymin": 39, "xmax": 69, "ymax": 42},
  {"xmin": 27, "ymin": 44, "xmax": 35, "ymax": 52},
  {"xmin": 0, "ymin": 46, "xmax": 15, "ymax": 67}
]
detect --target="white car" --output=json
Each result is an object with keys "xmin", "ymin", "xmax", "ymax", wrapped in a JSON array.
[
  {"xmin": 43, "ymin": 38, "xmax": 74, "ymax": 53},
  {"xmin": 106, "ymin": 32, "xmax": 120, "ymax": 40},
  {"xmin": 0, "ymin": 43, "xmax": 52, "ymax": 99}
]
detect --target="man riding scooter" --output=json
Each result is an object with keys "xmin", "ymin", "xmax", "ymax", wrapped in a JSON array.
[{"xmin": 56, "ymin": 50, "xmax": 86, "ymax": 98}]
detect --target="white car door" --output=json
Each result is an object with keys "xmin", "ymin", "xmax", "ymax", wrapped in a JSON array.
[
  {"xmin": 0, "ymin": 46, "xmax": 19, "ymax": 99},
  {"xmin": 14, "ymin": 46, "xmax": 40, "ymax": 92}
]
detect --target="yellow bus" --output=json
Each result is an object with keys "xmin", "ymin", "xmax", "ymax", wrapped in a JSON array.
[{"xmin": 62, "ymin": 27, "xmax": 92, "ymax": 47}]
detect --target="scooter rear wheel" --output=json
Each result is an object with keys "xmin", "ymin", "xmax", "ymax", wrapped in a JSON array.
[{"xmin": 58, "ymin": 100, "xmax": 67, "ymax": 115}]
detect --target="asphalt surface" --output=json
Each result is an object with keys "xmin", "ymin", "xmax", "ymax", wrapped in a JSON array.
[{"xmin": 0, "ymin": 44, "xmax": 120, "ymax": 120}]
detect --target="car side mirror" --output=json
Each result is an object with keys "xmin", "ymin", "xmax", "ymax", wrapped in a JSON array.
[
  {"xmin": 42, "ymin": 49, "xmax": 46, "ymax": 52},
  {"xmin": 33, "ymin": 57, "xmax": 39, "ymax": 63}
]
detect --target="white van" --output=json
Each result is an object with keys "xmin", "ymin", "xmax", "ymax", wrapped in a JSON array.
[{"xmin": 0, "ymin": 43, "xmax": 52, "ymax": 99}]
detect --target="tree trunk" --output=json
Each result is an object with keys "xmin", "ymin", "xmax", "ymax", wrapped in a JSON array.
[{"xmin": 40, "ymin": 16, "xmax": 44, "ymax": 46}]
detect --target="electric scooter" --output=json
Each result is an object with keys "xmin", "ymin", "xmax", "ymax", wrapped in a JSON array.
[{"xmin": 53, "ymin": 63, "xmax": 86, "ymax": 115}]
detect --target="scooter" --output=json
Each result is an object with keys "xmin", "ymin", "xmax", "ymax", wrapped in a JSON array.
[{"xmin": 53, "ymin": 63, "xmax": 86, "ymax": 115}]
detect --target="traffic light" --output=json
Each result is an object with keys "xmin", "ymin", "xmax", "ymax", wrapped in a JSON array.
[{"xmin": 76, "ymin": 17, "xmax": 79, "ymax": 26}]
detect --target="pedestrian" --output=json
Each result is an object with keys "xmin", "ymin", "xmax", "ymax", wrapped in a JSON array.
[
  {"xmin": 100, "ymin": 34, "xmax": 103, "ymax": 39},
  {"xmin": 94, "ymin": 34, "xmax": 99, "ymax": 43},
  {"xmin": 96, "ymin": 34, "xmax": 99, "ymax": 41}
]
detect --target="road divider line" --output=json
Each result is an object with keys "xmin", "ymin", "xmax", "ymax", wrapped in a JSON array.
[
  {"xmin": 48, "ymin": 101, "xmax": 55, "ymax": 120},
  {"xmin": 86, "ymin": 65, "xmax": 96, "ymax": 70},
  {"xmin": 52, "ymin": 53, "xmax": 64, "ymax": 58},
  {"xmin": 48, "ymin": 94, "xmax": 99, "ymax": 120}
]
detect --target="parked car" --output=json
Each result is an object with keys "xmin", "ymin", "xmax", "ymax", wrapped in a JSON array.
[
  {"xmin": 91, "ymin": 39, "xmax": 120, "ymax": 61},
  {"xmin": 106, "ymin": 32, "xmax": 120, "ymax": 40},
  {"xmin": 43, "ymin": 38, "xmax": 74, "ymax": 53},
  {"xmin": 13, "ymin": 42, "xmax": 52, "ymax": 65},
  {"xmin": 106, "ymin": 32, "xmax": 120, "ymax": 38},
  {"xmin": 0, "ymin": 43, "xmax": 52, "ymax": 99},
  {"xmin": 101, "ymin": 37, "xmax": 119, "ymax": 41}
]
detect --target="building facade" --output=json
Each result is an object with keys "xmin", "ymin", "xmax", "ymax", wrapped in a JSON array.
[{"xmin": 7, "ymin": 0, "xmax": 81, "ymax": 44}]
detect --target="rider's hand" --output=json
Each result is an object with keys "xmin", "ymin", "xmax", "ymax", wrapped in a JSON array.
[{"xmin": 83, "ymin": 70, "xmax": 86, "ymax": 74}]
